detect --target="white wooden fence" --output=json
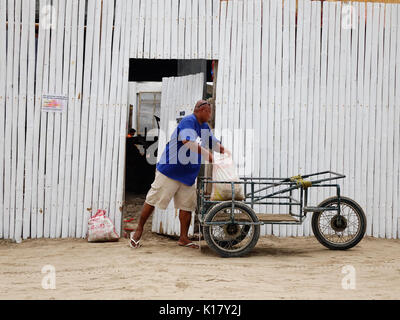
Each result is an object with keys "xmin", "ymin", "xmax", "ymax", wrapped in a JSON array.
[
  {"xmin": 1, "ymin": 0, "xmax": 399, "ymax": 240},
  {"xmin": 151, "ymin": 72, "xmax": 204, "ymax": 236},
  {"xmin": 214, "ymin": 0, "xmax": 400, "ymax": 239}
]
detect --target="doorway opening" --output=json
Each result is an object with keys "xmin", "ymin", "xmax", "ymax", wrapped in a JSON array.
[{"xmin": 123, "ymin": 59, "xmax": 217, "ymax": 237}]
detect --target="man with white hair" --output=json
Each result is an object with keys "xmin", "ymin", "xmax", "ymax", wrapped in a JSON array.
[{"xmin": 130, "ymin": 100, "xmax": 229, "ymax": 249}]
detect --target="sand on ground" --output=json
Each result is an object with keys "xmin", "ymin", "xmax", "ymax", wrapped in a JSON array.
[{"xmin": 1, "ymin": 194, "xmax": 400, "ymax": 300}]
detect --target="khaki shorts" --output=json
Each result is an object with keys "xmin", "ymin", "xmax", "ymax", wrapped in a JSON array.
[{"xmin": 145, "ymin": 170, "xmax": 197, "ymax": 212}]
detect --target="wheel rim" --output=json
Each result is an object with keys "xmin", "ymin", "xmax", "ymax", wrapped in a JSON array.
[
  {"xmin": 209, "ymin": 207, "xmax": 256, "ymax": 253},
  {"xmin": 317, "ymin": 201, "xmax": 362, "ymax": 245}
]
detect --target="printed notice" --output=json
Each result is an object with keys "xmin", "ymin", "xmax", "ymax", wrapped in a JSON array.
[{"xmin": 42, "ymin": 95, "xmax": 68, "ymax": 112}]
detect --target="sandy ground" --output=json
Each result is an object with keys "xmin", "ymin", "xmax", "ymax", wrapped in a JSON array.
[{"xmin": 1, "ymin": 194, "xmax": 400, "ymax": 300}]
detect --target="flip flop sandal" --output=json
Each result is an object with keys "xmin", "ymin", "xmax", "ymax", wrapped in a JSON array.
[
  {"xmin": 129, "ymin": 232, "xmax": 141, "ymax": 249},
  {"xmin": 179, "ymin": 242, "xmax": 199, "ymax": 249}
]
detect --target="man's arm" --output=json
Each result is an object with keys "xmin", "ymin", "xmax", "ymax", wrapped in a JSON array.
[{"xmin": 182, "ymin": 140, "xmax": 213, "ymax": 162}]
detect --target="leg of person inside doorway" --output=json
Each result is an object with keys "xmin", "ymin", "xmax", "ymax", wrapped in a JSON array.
[{"xmin": 130, "ymin": 203, "xmax": 199, "ymax": 249}]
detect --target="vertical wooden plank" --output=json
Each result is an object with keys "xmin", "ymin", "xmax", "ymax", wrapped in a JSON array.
[
  {"xmin": 348, "ymin": 1, "xmax": 359, "ymax": 205},
  {"xmin": 302, "ymin": 0, "xmax": 313, "ymax": 236},
  {"xmin": 115, "ymin": 0, "xmax": 133, "ymax": 236},
  {"xmin": 362, "ymin": 3, "xmax": 373, "ymax": 236},
  {"xmin": 212, "ymin": 0, "xmax": 220, "ymax": 59},
  {"xmin": 214, "ymin": 1, "xmax": 226, "ymax": 139},
  {"xmin": 102, "ymin": 0, "xmax": 123, "ymax": 227},
  {"xmin": 0, "ymin": 0, "xmax": 7, "ymax": 238},
  {"xmin": 233, "ymin": 0, "xmax": 244, "ymax": 180},
  {"xmin": 9, "ymin": 0, "xmax": 22, "ymax": 239},
  {"xmin": 376, "ymin": 4, "xmax": 386, "ymax": 238},
  {"xmin": 150, "ymin": 0, "xmax": 157, "ymax": 59},
  {"xmin": 81, "ymin": 0, "xmax": 105, "ymax": 237},
  {"xmin": 23, "ymin": 0, "xmax": 38, "ymax": 239},
  {"xmin": 280, "ymin": 0, "xmax": 290, "ymax": 237},
  {"xmin": 144, "ymin": 0, "xmax": 152, "ymax": 58},
  {"xmin": 37, "ymin": 0, "xmax": 52, "ymax": 238},
  {"xmin": 287, "ymin": 0, "xmax": 296, "ymax": 236},
  {"xmin": 156, "ymin": 0, "xmax": 164, "ymax": 59},
  {"xmin": 61, "ymin": 0, "xmax": 80, "ymax": 238},
  {"xmin": 225, "ymin": 0, "xmax": 237, "ymax": 161},
  {"xmin": 170, "ymin": 0, "xmax": 178, "ymax": 59},
  {"xmin": 177, "ymin": 0, "xmax": 185, "ymax": 59},
  {"xmin": 55, "ymin": 0, "xmax": 73, "ymax": 238},
  {"xmin": 368, "ymin": 3, "xmax": 380, "ymax": 238},
  {"xmin": 191, "ymin": 0, "xmax": 198, "ymax": 59},
  {"xmin": 3, "ymin": 0, "xmax": 15, "ymax": 239},
  {"xmin": 323, "ymin": 2, "xmax": 336, "ymax": 202},
  {"xmin": 130, "ymin": 0, "xmax": 140, "ymax": 58},
  {"xmin": 185, "ymin": 0, "xmax": 192, "ymax": 59},
  {"xmin": 356, "ymin": 1, "xmax": 366, "ymax": 233},
  {"xmin": 206, "ymin": 0, "xmax": 212, "ymax": 60},
  {"xmin": 310, "ymin": 0, "xmax": 321, "ymax": 236},
  {"xmin": 137, "ymin": 0, "xmax": 146, "ymax": 58},
  {"xmin": 75, "ymin": 0, "xmax": 97, "ymax": 238},
  {"xmin": 91, "ymin": 0, "xmax": 114, "ymax": 218},
  {"xmin": 198, "ymin": 0, "xmax": 206, "ymax": 59},
  {"xmin": 318, "ymin": 0, "xmax": 329, "ymax": 211},
  {"xmin": 239, "ymin": 0, "xmax": 248, "ymax": 180},
  {"xmin": 15, "ymin": 0, "xmax": 30, "ymax": 240},
  {"xmin": 388, "ymin": 4, "xmax": 397, "ymax": 238},
  {"xmin": 393, "ymin": 5, "xmax": 400, "ymax": 238},
  {"xmin": 69, "ymin": 0, "xmax": 88, "ymax": 237}
]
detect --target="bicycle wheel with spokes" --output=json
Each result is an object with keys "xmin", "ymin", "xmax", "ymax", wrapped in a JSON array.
[
  {"xmin": 203, "ymin": 201, "xmax": 260, "ymax": 257},
  {"xmin": 311, "ymin": 196, "xmax": 366, "ymax": 250}
]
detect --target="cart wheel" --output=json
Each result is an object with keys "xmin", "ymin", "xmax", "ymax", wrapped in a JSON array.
[
  {"xmin": 203, "ymin": 201, "xmax": 260, "ymax": 258},
  {"xmin": 311, "ymin": 196, "xmax": 366, "ymax": 250}
]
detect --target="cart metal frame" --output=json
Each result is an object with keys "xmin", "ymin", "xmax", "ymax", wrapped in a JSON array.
[{"xmin": 197, "ymin": 171, "xmax": 346, "ymax": 226}]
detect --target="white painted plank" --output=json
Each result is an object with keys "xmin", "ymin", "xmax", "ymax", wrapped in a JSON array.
[
  {"xmin": 0, "ymin": 0, "xmax": 7, "ymax": 238},
  {"xmin": 75, "ymin": 0, "xmax": 97, "ymax": 238},
  {"xmin": 185, "ymin": 0, "xmax": 192, "ymax": 59},
  {"xmin": 387, "ymin": 4, "xmax": 397, "ymax": 238},
  {"xmin": 3, "ymin": 0, "xmax": 15, "ymax": 239},
  {"xmin": 15, "ymin": 0, "xmax": 30, "ymax": 240},
  {"xmin": 37, "ymin": 0, "xmax": 52, "ymax": 238},
  {"xmin": 198, "ymin": 0, "xmax": 206, "ymax": 59},
  {"xmin": 163, "ymin": 0, "xmax": 172, "ymax": 59},
  {"xmin": 191, "ymin": 0, "xmax": 198, "ymax": 59},
  {"xmin": 81, "ymin": 0, "xmax": 104, "ymax": 237},
  {"xmin": 368, "ymin": 3, "xmax": 380, "ymax": 238},
  {"xmin": 130, "ymin": 0, "xmax": 140, "ymax": 58},
  {"xmin": 362, "ymin": 3, "xmax": 373, "ymax": 236},
  {"xmin": 144, "ymin": 0, "xmax": 152, "ymax": 58},
  {"xmin": 170, "ymin": 0, "xmax": 178, "ymax": 59},
  {"xmin": 356, "ymin": 2, "xmax": 366, "ymax": 232},
  {"xmin": 69, "ymin": 0, "xmax": 87, "ymax": 237},
  {"xmin": 156, "ymin": 0, "xmax": 164, "ymax": 59},
  {"xmin": 150, "ymin": 0, "xmax": 158, "ymax": 59},
  {"xmin": 177, "ymin": 0, "xmax": 186, "ymax": 59},
  {"xmin": 206, "ymin": 0, "xmax": 212, "ymax": 60},
  {"xmin": 61, "ymin": 0, "xmax": 80, "ymax": 238},
  {"xmin": 10, "ymin": 0, "xmax": 22, "ymax": 239},
  {"xmin": 55, "ymin": 0, "xmax": 73, "ymax": 238},
  {"xmin": 212, "ymin": 0, "xmax": 220, "ymax": 59},
  {"xmin": 137, "ymin": 0, "xmax": 146, "ymax": 58},
  {"xmin": 115, "ymin": 0, "xmax": 133, "ymax": 236}
]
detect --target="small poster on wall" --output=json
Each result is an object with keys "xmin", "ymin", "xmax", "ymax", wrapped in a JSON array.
[{"xmin": 42, "ymin": 95, "xmax": 68, "ymax": 112}]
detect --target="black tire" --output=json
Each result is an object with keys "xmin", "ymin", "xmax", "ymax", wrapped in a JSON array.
[
  {"xmin": 312, "ymin": 196, "xmax": 366, "ymax": 250},
  {"xmin": 203, "ymin": 201, "xmax": 260, "ymax": 257}
]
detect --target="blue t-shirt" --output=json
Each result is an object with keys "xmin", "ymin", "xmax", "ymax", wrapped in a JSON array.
[{"xmin": 156, "ymin": 114, "xmax": 220, "ymax": 186}]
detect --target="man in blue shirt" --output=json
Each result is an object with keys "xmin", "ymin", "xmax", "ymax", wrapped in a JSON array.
[{"xmin": 130, "ymin": 100, "xmax": 229, "ymax": 249}]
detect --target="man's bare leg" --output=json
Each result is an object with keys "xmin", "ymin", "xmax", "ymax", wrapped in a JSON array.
[
  {"xmin": 132, "ymin": 202, "xmax": 155, "ymax": 242},
  {"xmin": 177, "ymin": 209, "xmax": 199, "ymax": 248}
]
